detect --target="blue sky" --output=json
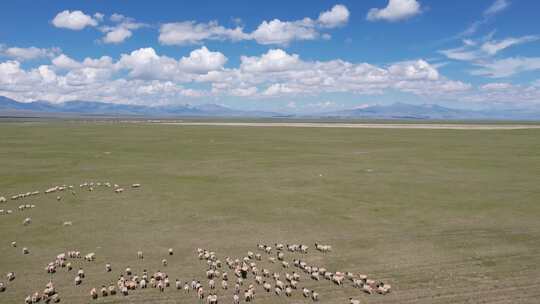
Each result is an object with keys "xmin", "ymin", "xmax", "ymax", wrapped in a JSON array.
[{"xmin": 1, "ymin": 0, "xmax": 539, "ymax": 113}]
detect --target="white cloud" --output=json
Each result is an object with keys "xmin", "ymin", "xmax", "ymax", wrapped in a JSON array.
[
  {"xmin": 178, "ymin": 47, "xmax": 227, "ymax": 73},
  {"xmin": 0, "ymin": 46, "xmax": 60, "ymax": 61},
  {"xmin": 367, "ymin": 0, "xmax": 422, "ymax": 22},
  {"xmin": 471, "ymin": 57, "xmax": 540, "ymax": 78},
  {"xmin": 461, "ymin": 0, "xmax": 511, "ymax": 37},
  {"xmin": 159, "ymin": 5, "xmax": 349, "ymax": 46},
  {"xmin": 159, "ymin": 21, "xmax": 248, "ymax": 45},
  {"xmin": 480, "ymin": 35, "xmax": 539, "ymax": 55},
  {"xmin": 484, "ymin": 0, "xmax": 510, "ymax": 17},
  {"xmin": 318, "ymin": 4, "xmax": 350, "ymax": 28},
  {"xmin": 52, "ymin": 10, "xmax": 99, "ymax": 30},
  {"xmin": 100, "ymin": 14, "xmax": 146, "ymax": 44},
  {"xmin": 240, "ymin": 49, "xmax": 301, "ymax": 72},
  {"xmin": 0, "ymin": 48, "xmax": 472, "ymax": 105},
  {"xmin": 440, "ymin": 35, "xmax": 539, "ymax": 64},
  {"xmin": 480, "ymin": 82, "xmax": 512, "ymax": 90},
  {"xmin": 251, "ymin": 18, "xmax": 319, "ymax": 45}
]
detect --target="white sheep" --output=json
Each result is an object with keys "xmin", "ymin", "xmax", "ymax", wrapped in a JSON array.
[
  {"xmin": 0, "ymin": 196, "xmax": 6, "ymax": 203},
  {"xmin": 23, "ymin": 217, "xmax": 31, "ymax": 226},
  {"xmin": 131, "ymin": 184, "xmax": 141, "ymax": 188},
  {"xmin": 137, "ymin": 251, "xmax": 143, "ymax": 259},
  {"xmin": 349, "ymin": 298, "xmax": 361, "ymax": 304},
  {"xmin": 22, "ymin": 247, "xmax": 29, "ymax": 254},
  {"xmin": 11, "ymin": 241, "xmax": 16, "ymax": 247},
  {"xmin": 168, "ymin": 248, "xmax": 174, "ymax": 255}
]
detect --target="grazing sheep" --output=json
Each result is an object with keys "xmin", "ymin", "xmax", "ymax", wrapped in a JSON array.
[
  {"xmin": 0, "ymin": 282, "xmax": 5, "ymax": 292},
  {"xmin": 137, "ymin": 251, "xmax": 143, "ymax": 259},
  {"xmin": 131, "ymin": 184, "xmax": 141, "ymax": 188},
  {"xmin": 84, "ymin": 253, "xmax": 95, "ymax": 261},
  {"xmin": 6, "ymin": 272, "xmax": 15, "ymax": 281},
  {"xmin": 311, "ymin": 291, "xmax": 319, "ymax": 301},
  {"xmin": 56, "ymin": 196, "xmax": 62, "ymax": 201},
  {"xmin": 63, "ymin": 221, "xmax": 73, "ymax": 226},
  {"xmin": 108, "ymin": 284, "xmax": 116, "ymax": 295},
  {"xmin": 221, "ymin": 280, "xmax": 228, "ymax": 289},
  {"xmin": 78, "ymin": 268, "xmax": 85, "ymax": 278},
  {"xmin": 209, "ymin": 279, "xmax": 215, "ymax": 290},
  {"xmin": 281, "ymin": 261, "xmax": 289, "ymax": 268},
  {"xmin": 168, "ymin": 248, "xmax": 174, "ymax": 255},
  {"xmin": 302, "ymin": 287, "xmax": 311, "ymax": 298},
  {"xmin": 101, "ymin": 286, "xmax": 108, "ymax": 297},
  {"xmin": 114, "ymin": 188, "xmax": 124, "ymax": 194},
  {"xmin": 75, "ymin": 275, "xmax": 82, "ymax": 285},
  {"xmin": 263, "ymin": 282, "xmax": 271, "ymax": 292},
  {"xmin": 275, "ymin": 287, "xmax": 282, "ymax": 296},
  {"xmin": 233, "ymin": 294, "xmax": 240, "ymax": 304},
  {"xmin": 22, "ymin": 247, "xmax": 29, "ymax": 254},
  {"xmin": 349, "ymin": 298, "xmax": 361, "ymax": 304},
  {"xmin": 285, "ymin": 286, "xmax": 292, "ymax": 296},
  {"xmin": 105, "ymin": 263, "xmax": 112, "ymax": 272},
  {"xmin": 139, "ymin": 279, "xmax": 147, "ymax": 289},
  {"xmin": 66, "ymin": 262, "xmax": 72, "ymax": 271},
  {"xmin": 0, "ymin": 197, "xmax": 6, "ymax": 203},
  {"xmin": 11, "ymin": 241, "xmax": 16, "ymax": 247},
  {"xmin": 23, "ymin": 217, "xmax": 31, "ymax": 226}
]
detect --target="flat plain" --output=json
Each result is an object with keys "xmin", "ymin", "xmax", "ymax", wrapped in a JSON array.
[{"xmin": 1, "ymin": 120, "xmax": 540, "ymax": 303}]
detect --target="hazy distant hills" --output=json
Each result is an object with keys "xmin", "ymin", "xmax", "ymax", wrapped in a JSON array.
[
  {"xmin": 0, "ymin": 96, "xmax": 279, "ymax": 118},
  {"xmin": 1, "ymin": 95, "xmax": 539, "ymax": 120}
]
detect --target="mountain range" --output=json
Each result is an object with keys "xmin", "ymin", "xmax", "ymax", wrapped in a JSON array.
[{"xmin": 1, "ymin": 95, "xmax": 539, "ymax": 120}]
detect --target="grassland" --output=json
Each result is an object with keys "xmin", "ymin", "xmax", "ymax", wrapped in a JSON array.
[{"xmin": 1, "ymin": 121, "xmax": 540, "ymax": 303}]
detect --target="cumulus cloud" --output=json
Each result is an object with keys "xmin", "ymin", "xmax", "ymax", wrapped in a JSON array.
[
  {"xmin": 367, "ymin": 0, "xmax": 422, "ymax": 22},
  {"xmin": 250, "ymin": 18, "xmax": 318, "ymax": 45},
  {"xmin": 100, "ymin": 14, "xmax": 147, "ymax": 44},
  {"xmin": 159, "ymin": 5, "xmax": 349, "ymax": 46},
  {"xmin": 0, "ymin": 45, "xmax": 60, "ymax": 61},
  {"xmin": 159, "ymin": 21, "xmax": 248, "ymax": 45},
  {"xmin": 318, "ymin": 4, "xmax": 350, "ymax": 28},
  {"xmin": 52, "ymin": 10, "xmax": 99, "ymax": 30},
  {"xmin": 0, "ymin": 48, "xmax": 472, "ymax": 105}
]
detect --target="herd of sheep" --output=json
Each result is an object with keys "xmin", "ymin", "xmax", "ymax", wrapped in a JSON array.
[{"xmin": 1, "ymin": 181, "xmax": 392, "ymax": 303}]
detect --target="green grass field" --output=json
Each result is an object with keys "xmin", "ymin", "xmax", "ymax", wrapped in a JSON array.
[{"xmin": 1, "ymin": 121, "xmax": 540, "ymax": 303}]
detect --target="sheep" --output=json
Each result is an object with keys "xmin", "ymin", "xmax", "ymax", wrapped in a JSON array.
[
  {"xmin": 281, "ymin": 261, "xmax": 289, "ymax": 268},
  {"xmin": 131, "ymin": 184, "xmax": 141, "ymax": 188},
  {"xmin": 233, "ymin": 294, "xmax": 240, "ymax": 304},
  {"xmin": 362, "ymin": 284, "xmax": 373, "ymax": 294},
  {"xmin": 105, "ymin": 263, "xmax": 112, "ymax": 272},
  {"xmin": 302, "ymin": 287, "xmax": 311, "ymax": 298},
  {"xmin": 139, "ymin": 279, "xmax": 147, "ymax": 289},
  {"xmin": 277, "ymin": 252, "xmax": 285, "ymax": 261},
  {"xmin": 66, "ymin": 262, "xmax": 72, "ymax": 271},
  {"xmin": 63, "ymin": 221, "xmax": 73, "ymax": 226},
  {"xmin": 22, "ymin": 247, "xmax": 29, "ymax": 254},
  {"xmin": 11, "ymin": 241, "xmax": 16, "ymax": 247},
  {"xmin": 77, "ymin": 268, "xmax": 85, "ymax": 278},
  {"xmin": 101, "ymin": 286, "xmax": 108, "ymax": 297},
  {"xmin": 209, "ymin": 279, "xmax": 215, "ymax": 290},
  {"xmin": 6, "ymin": 210, "xmax": 12, "ymax": 214},
  {"xmin": 221, "ymin": 280, "xmax": 228, "ymax": 290},
  {"xmin": 285, "ymin": 286, "xmax": 292, "ymax": 296},
  {"xmin": 75, "ymin": 275, "xmax": 82, "ymax": 285},
  {"xmin": 263, "ymin": 282, "xmax": 271, "ymax": 292},
  {"xmin": 377, "ymin": 282, "xmax": 391, "ymax": 294},
  {"xmin": 0, "ymin": 210, "xmax": 4, "ymax": 215},
  {"xmin": 275, "ymin": 287, "xmax": 282, "ymax": 296},
  {"xmin": 168, "ymin": 248, "xmax": 174, "ymax": 255},
  {"xmin": 311, "ymin": 272, "xmax": 320, "ymax": 281},
  {"xmin": 312, "ymin": 291, "xmax": 319, "ymax": 301},
  {"xmin": 109, "ymin": 284, "xmax": 116, "ymax": 295},
  {"xmin": 349, "ymin": 298, "xmax": 361, "ymax": 304},
  {"xmin": 23, "ymin": 217, "xmax": 31, "ymax": 226},
  {"xmin": 114, "ymin": 188, "xmax": 124, "ymax": 194},
  {"xmin": 137, "ymin": 251, "xmax": 143, "ymax": 259},
  {"xmin": 162, "ymin": 259, "xmax": 168, "ymax": 266},
  {"xmin": 244, "ymin": 289, "xmax": 253, "ymax": 302},
  {"xmin": 0, "ymin": 197, "xmax": 6, "ymax": 203},
  {"xmin": 0, "ymin": 282, "xmax": 5, "ymax": 292},
  {"xmin": 275, "ymin": 279, "xmax": 285, "ymax": 290},
  {"xmin": 6, "ymin": 272, "xmax": 15, "ymax": 281},
  {"xmin": 84, "ymin": 253, "xmax": 95, "ymax": 261}
]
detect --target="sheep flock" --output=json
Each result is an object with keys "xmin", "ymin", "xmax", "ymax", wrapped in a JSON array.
[{"xmin": 1, "ymin": 181, "xmax": 393, "ymax": 303}]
